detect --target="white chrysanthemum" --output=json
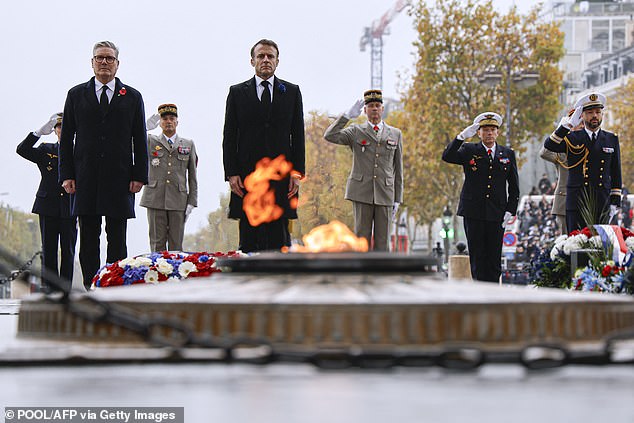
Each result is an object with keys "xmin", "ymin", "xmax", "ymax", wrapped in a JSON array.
[
  {"xmin": 588, "ymin": 235, "xmax": 603, "ymax": 249},
  {"xmin": 118, "ymin": 257, "xmax": 135, "ymax": 268},
  {"xmin": 563, "ymin": 234, "xmax": 587, "ymax": 255},
  {"xmin": 178, "ymin": 261, "xmax": 197, "ymax": 278},
  {"xmin": 144, "ymin": 269, "xmax": 159, "ymax": 284},
  {"xmin": 135, "ymin": 256, "xmax": 153, "ymax": 267},
  {"xmin": 626, "ymin": 237, "xmax": 634, "ymax": 252},
  {"xmin": 155, "ymin": 258, "xmax": 174, "ymax": 275}
]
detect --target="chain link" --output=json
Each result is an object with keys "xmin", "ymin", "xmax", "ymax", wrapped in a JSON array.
[{"xmin": 0, "ymin": 251, "xmax": 41, "ymax": 285}]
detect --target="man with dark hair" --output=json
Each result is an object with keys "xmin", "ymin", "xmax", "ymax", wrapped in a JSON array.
[
  {"xmin": 222, "ymin": 39, "xmax": 305, "ymax": 252},
  {"xmin": 17, "ymin": 113, "xmax": 77, "ymax": 292},
  {"xmin": 59, "ymin": 40, "xmax": 148, "ymax": 290},
  {"xmin": 543, "ymin": 92, "xmax": 621, "ymax": 231}
]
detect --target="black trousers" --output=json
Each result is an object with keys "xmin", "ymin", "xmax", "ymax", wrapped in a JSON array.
[
  {"xmin": 239, "ymin": 218, "xmax": 290, "ymax": 253},
  {"xmin": 79, "ymin": 215, "xmax": 127, "ymax": 290},
  {"xmin": 39, "ymin": 215, "xmax": 77, "ymax": 293},
  {"xmin": 463, "ymin": 217, "xmax": 504, "ymax": 282}
]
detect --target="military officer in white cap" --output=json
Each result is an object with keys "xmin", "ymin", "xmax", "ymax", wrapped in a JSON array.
[
  {"xmin": 141, "ymin": 104, "xmax": 198, "ymax": 252},
  {"xmin": 324, "ymin": 89, "xmax": 403, "ymax": 251},
  {"xmin": 442, "ymin": 112, "xmax": 519, "ymax": 282},
  {"xmin": 543, "ymin": 92, "xmax": 621, "ymax": 231}
]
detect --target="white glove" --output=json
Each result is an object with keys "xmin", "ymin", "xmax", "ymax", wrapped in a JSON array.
[
  {"xmin": 146, "ymin": 113, "xmax": 161, "ymax": 131},
  {"xmin": 34, "ymin": 113, "xmax": 59, "ymax": 137},
  {"xmin": 502, "ymin": 211, "xmax": 512, "ymax": 228},
  {"xmin": 609, "ymin": 205, "xmax": 619, "ymax": 222},
  {"xmin": 184, "ymin": 204, "xmax": 195, "ymax": 222},
  {"xmin": 564, "ymin": 106, "xmax": 583, "ymax": 129},
  {"xmin": 344, "ymin": 99, "xmax": 365, "ymax": 119},
  {"xmin": 458, "ymin": 123, "xmax": 479, "ymax": 140},
  {"xmin": 392, "ymin": 202, "xmax": 400, "ymax": 221}
]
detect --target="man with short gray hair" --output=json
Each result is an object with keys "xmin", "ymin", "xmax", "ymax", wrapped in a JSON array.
[{"xmin": 59, "ymin": 40, "xmax": 148, "ymax": 290}]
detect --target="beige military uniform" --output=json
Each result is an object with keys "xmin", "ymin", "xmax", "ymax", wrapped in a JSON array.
[
  {"xmin": 539, "ymin": 146, "xmax": 568, "ymax": 234},
  {"xmin": 324, "ymin": 115, "xmax": 403, "ymax": 250},
  {"xmin": 140, "ymin": 133, "xmax": 198, "ymax": 251}
]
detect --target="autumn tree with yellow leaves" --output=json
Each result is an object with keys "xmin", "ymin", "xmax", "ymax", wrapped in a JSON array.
[
  {"xmin": 609, "ymin": 78, "xmax": 634, "ymax": 190},
  {"xmin": 400, "ymin": 0, "xmax": 564, "ymax": 249}
]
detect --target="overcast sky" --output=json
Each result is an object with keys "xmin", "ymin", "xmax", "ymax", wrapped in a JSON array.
[{"xmin": 2, "ymin": 0, "xmax": 544, "ymax": 257}]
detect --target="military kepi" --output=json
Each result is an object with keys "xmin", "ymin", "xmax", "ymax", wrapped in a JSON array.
[
  {"xmin": 363, "ymin": 89, "xmax": 383, "ymax": 104},
  {"xmin": 158, "ymin": 103, "xmax": 178, "ymax": 117},
  {"xmin": 574, "ymin": 92, "xmax": 606, "ymax": 111},
  {"xmin": 473, "ymin": 112, "xmax": 502, "ymax": 128}
]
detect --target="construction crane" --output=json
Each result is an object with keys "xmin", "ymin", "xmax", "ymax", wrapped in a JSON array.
[{"xmin": 359, "ymin": 0, "xmax": 411, "ymax": 90}]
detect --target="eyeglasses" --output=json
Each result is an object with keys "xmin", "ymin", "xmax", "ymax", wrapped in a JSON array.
[{"xmin": 93, "ymin": 55, "xmax": 117, "ymax": 64}]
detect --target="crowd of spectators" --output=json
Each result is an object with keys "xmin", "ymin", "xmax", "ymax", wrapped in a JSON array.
[{"xmin": 502, "ymin": 189, "xmax": 633, "ymax": 284}]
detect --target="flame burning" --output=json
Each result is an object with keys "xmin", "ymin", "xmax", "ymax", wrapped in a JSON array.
[
  {"xmin": 243, "ymin": 155, "xmax": 294, "ymax": 226},
  {"xmin": 288, "ymin": 220, "xmax": 369, "ymax": 253}
]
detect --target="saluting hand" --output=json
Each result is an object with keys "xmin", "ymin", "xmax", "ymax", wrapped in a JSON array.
[
  {"xmin": 458, "ymin": 123, "xmax": 479, "ymax": 140},
  {"xmin": 344, "ymin": 99, "xmax": 365, "ymax": 119},
  {"xmin": 146, "ymin": 113, "xmax": 160, "ymax": 131}
]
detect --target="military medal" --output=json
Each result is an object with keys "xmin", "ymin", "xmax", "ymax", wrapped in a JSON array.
[
  {"xmin": 151, "ymin": 158, "xmax": 160, "ymax": 167},
  {"xmin": 178, "ymin": 146, "xmax": 191, "ymax": 155}
]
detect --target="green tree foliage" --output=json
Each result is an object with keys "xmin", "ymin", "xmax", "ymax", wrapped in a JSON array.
[
  {"xmin": 609, "ymin": 78, "xmax": 634, "ymax": 190},
  {"xmin": 400, "ymin": 0, "xmax": 564, "ymax": 234},
  {"xmin": 0, "ymin": 204, "xmax": 40, "ymax": 262},
  {"xmin": 184, "ymin": 192, "xmax": 239, "ymax": 252}
]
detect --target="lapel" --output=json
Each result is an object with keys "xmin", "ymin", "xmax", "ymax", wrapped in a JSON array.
[
  {"xmin": 363, "ymin": 121, "xmax": 379, "ymax": 141},
  {"xmin": 109, "ymin": 78, "xmax": 124, "ymax": 111},
  {"xmin": 242, "ymin": 77, "xmax": 258, "ymax": 103},
  {"xmin": 158, "ymin": 134, "xmax": 171, "ymax": 151},
  {"xmin": 83, "ymin": 77, "xmax": 100, "ymax": 112}
]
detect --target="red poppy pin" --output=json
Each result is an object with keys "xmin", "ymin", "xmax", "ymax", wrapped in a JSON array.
[
  {"xmin": 152, "ymin": 151, "xmax": 158, "ymax": 157},
  {"xmin": 361, "ymin": 139, "xmax": 369, "ymax": 152},
  {"xmin": 118, "ymin": 87, "xmax": 127, "ymax": 96}
]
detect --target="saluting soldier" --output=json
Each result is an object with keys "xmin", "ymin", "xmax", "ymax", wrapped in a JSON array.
[
  {"xmin": 324, "ymin": 89, "xmax": 403, "ymax": 251},
  {"xmin": 543, "ymin": 93, "xmax": 621, "ymax": 231},
  {"xmin": 141, "ymin": 104, "xmax": 198, "ymax": 252},
  {"xmin": 17, "ymin": 113, "xmax": 77, "ymax": 292},
  {"xmin": 442, "ymin": 112, "xmax": 519, "ymax": 282}
]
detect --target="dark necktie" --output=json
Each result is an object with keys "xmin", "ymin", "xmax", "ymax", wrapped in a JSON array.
[
  {"xmin": 261, "ymin": 80, "xmax": 271, "ymax": 111},
  {"xmin": 100, "ymin": 86, "xmax": 109, "ymax": 113},
  {"xmin": 591, "ymin": 132, "xmax": 597, "ymax": 143}
]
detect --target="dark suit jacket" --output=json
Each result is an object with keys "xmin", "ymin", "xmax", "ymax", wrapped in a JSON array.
[
  {"xmin": 16, "ymin": 133, "xmax": 73, "ymax": 218},
  {"xmin": 544, "ymin": 128, "xmax": 621, "ymax": 210},
  {"xmin": 442, "ymin": 138, "xmax": 520, "ymax": 221},
  {"xmin": 59, "ymin": 77, "xmax": 148, "ymax": 218},
  {"xmin": 222, "ymin": 76, "xmax": 305, "ymax": 219}
]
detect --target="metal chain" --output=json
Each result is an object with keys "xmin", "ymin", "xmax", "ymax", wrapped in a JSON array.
[{"xmin": 0, "ymin": 250, "xmax": 41, "ymax": 285}]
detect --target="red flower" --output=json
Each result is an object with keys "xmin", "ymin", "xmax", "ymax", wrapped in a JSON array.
[
  {"xmin": 602, "ymin": 265, "xmax": 612, "ymax": 277},
  {"xmin": 118, "ymin": 87, "xmax": 127, "ymax": 96},
  {"xmin": 469, "ymin": 159, "xmax": 476, "ymax": 165},
  {"xmin": 361, "ymin": 140, "xmax": 368, "ymax": 146},
  {"xmin": 152, "ymin": 151, "xmax": 158, "ymax": 157}
]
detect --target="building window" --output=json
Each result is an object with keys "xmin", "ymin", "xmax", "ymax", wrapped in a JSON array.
[{"xmin": 591, "ymin": 20, "xmax": 610, "ymax": 52}]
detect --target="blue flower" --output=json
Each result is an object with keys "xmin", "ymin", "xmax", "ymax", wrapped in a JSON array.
[{"xmin": 278, "ymin": 83, "xmax": 286, "ymax": 94}]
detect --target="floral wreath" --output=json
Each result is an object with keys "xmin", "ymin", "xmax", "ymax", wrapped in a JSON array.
[{"xmin": 92, "ymin": 250, "xmax": 243, "ymax": 288}]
